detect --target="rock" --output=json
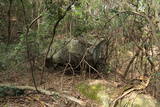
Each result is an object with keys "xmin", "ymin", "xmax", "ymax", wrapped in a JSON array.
[
  {"xmin": 76, "ymin": 80, "xmax": 159, "ymax": 107},
  {"xmin": 67, "ymin": 39, "xmax": 88, "ymax": 56},
  {"xmin": 118, "ymin": 92, "xmax": 159, "ymax": 107},
  {"xmin": 46, "ymin": 38, "xmax": 90, "ymax": 67},
  {"xmin": 0, "ymin": 86, "xmax": 24, "ymax": 97},
  {"xmin": 45, "ymin": 37, "xmax": 109, "ymax": 72}
]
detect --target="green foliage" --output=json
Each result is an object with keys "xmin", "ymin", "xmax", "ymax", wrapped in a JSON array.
[
  {"xmin": 0, "ymin": 0, "xmax": 160, "ymax": 82},
  {"xmin": 38, "ymin": 1, "xmax": 67, "ymax": 47},
  {"xmin": 0, "ymin": 43, "xmax": 15, "ymax": 71},
  {"xmin": 0, "ymin": 0, "xmax": 39, "ymax": 71},
  {"xmin": 0, "ymin": 30, "xmax": 40, "ymax": 71},
  {"xmin": 69, "ymin": 0, "xmax": 106, "ymax": 36}
]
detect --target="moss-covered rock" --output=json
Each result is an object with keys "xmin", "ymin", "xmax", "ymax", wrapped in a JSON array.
[
  {"xmin": 76, "ymin": 80, "xmax": 159, "ymax": 107},
  {"xmin": 0, "ymin": 86, "xmax": 24, "ymax": 97},
  {"xmin": 118, "ymin": 92, "xmax": 159, "ymax": 107},
  {"xmin": 77, "ymin": 82, "xmax": 105, "ymax": 101},
  {"xmin": 76, "ymin": 80, "xmax": 113, "ymax": 106}
]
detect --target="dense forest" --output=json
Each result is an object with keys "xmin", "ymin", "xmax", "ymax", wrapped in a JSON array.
[{"xmin": 0, "ymin": 0, "xmax": 160, "ymax": 107}]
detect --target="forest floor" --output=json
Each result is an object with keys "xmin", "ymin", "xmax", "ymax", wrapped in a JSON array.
[
  {"xmin": 0, "ymin": 68, "xmax": 113, "ymax": 107},
  {"xmin": 0, "ymin": 67, "xmax": 159, "ymax": 107}
]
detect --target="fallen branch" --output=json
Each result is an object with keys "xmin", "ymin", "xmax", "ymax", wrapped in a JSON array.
[
  {"xmin": 123, "ymin": 49, "xmax": 140, "ymax": 78},
  {"xmin": 110, "ymin": 75, "xmax": 150, "ymax": 107},
  {"xmin": 0, "ymin": 84, "xmax": 86, "ymax": 106}
]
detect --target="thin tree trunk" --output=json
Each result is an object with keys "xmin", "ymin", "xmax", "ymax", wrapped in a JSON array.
[{"xmin": 7, "ymin": 0, "xmax": 13, "ymax": 46}]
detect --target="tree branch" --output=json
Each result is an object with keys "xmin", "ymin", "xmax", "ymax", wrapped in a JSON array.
[{"xmin": 40, "ymin": 0, "xmax": 76, "ymax": 83}]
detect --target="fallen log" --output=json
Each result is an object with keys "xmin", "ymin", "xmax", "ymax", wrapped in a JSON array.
[{"xmin": 0, "ymin": 83, "xmax": 86, "ymax": 106}]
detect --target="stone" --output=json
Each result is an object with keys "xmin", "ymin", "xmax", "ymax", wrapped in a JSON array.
[{"xmin": 76, "ymin": 80, "xmax": 159, "ymax": 107}]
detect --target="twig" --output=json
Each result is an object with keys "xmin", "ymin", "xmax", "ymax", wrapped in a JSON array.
[
  {"xmin": 74, "ymin": 47, "xmax": 90, "ymax": 69},
  {"xmin": 20, "ymin": 0, "xmax": 43, "ymax": 93},
  {"xmin": 29, "ymin": 15, "xmax": 42, "ymax": 28},
  {"xmin": 84, "ymin": 60, "xmax": 104, "ymax": 79},
  {"xmin": 110, "ymin": 76, "xmax": 150, "ymax": 107},
  {"xmin": 105, "ymin": 10, "xmax": 158, "ymax": 43},
  {"xmin": 110, "ymin": 88, "xmax": 137, "ymax": 107},
  {"xmin": 123, "ymin": 49, "xmax": 140, "ymax": 78}
]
